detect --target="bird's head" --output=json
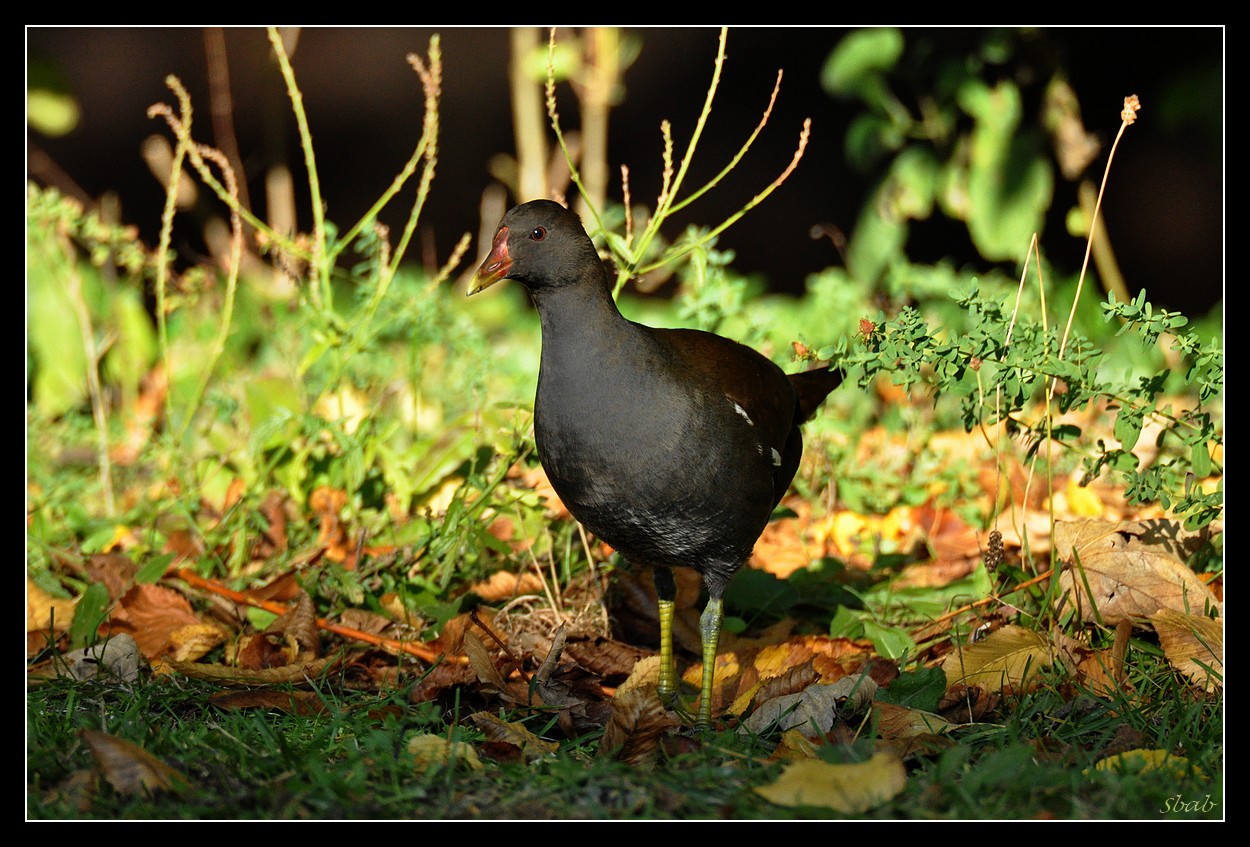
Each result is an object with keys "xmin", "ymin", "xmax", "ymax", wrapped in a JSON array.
[{"xmin": 468, "ymin": 199, "xmax": 604, "ymax": 295}]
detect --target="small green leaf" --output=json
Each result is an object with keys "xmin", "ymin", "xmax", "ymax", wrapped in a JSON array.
[
  {"xmin": 136, "ymin": 553, "xmax": 176, "ymax": 584},
  {"xmin": 68, "ymin": 582, "xmax": 112, "ymax": 650},
  {"xmin": 863, "ymin": 620, "xmax": 916, "ymax": 661},
  {"xmin": 1113, "ymin": 407, "xmax": 1143, "ymax": 451},
  {"xmin": 1191, "ymin": 441, "xmax": 1212, "ymax": 478},
  {"xmin": 821, "ymin": 28, "xmax": 904, "ymax": 101}
]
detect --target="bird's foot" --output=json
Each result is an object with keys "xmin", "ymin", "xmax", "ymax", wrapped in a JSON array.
[{"xmin": 659, "ymin": 688, "xmax": 717, "ymax": 734}]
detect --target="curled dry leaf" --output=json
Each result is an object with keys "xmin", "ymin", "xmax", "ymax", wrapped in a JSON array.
[
  {"xmin": 265, "ymin": 590, "xmax": 320, "ymax": 656},
  {"xmin": 170, "ymin": 623, "xmax": 228, "ymax": 662},
  {"xmin": 469, "ymin": 569, "xmax": 546, "ymax": 603},
  {"xmin": 80, "ymin": 730, "xmax": 187, "ymax": 796},
  {"xmin": 743, "ymin": 673, "xmax": 878, "ymax": 737},
  {"xmin": 754, "ymin": 752, "xmax": 907, "ymax": 813},
  {"xmin": 160, "ymin": 653, "xmax": 338, "ymax": 686},
  {"xmin": 1151, "ymin": 608, "xmax": 1223, "ymax": 692},
  {"xmin": 468, "ymin": 711, "xmax": 559, "ymax": 761},
  {"xmin": 463, "ymin": 630, "xmax": 523, "ymax": 702},
  {"xmin": 598, "ymin": 683, "xmax": 677, "ymax": 767}
]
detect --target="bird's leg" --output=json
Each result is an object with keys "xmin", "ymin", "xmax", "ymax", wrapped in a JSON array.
[
  {"xmin": 696, "ymin": 595, "xmax": 724, "ymax": 729},
  {"xmin": 653, "ymin": 566, "xmax": 681, "ymax": 712}
]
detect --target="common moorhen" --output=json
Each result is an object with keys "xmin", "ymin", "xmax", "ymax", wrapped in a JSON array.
[{"xmin": 469, "ymin": 199, "xmax": 842, "ymax": 727}]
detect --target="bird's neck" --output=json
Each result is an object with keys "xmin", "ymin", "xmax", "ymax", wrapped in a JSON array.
[{"xmin": 529, "ymin": 275, "xmax": 636, "ymax": 350}]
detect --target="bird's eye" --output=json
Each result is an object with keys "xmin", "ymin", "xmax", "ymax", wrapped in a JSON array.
[{"xmin": 530, "ymin": 227, "xmax": 547, "ymax": 241}]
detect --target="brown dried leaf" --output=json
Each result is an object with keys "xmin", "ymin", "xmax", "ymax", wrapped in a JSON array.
[
  {"xmin": 563, "ymin": 635, "xmax": 653, "ymax": 680},
  {"xmin": 1053, "ymin": 518, "xmax": 1222, "ymax": 564},
  {"xmin": 463, "ymin": 630, "xmax": 514, "ymax": 695},
  {"xmin": 80, "ymin": 730, "xmax": 187, "ymax": 796},
  {"xmin": 873, "ymin": 701, "xmax": 952, "ymax": 739},
  {"xmin": 84, "ymin": 553, "xmax": 139, "ymax": 601},
  {"xmin": 469, "ymin": 570, "xmax": 546, "ymax": 603},
  {"xmin": 468, "ymin": 711, "xmax": 559, "ymax": 761},
  {"xmin": 408, "ymin": 659, "xmax": 478, "ymax": 705},
  {"xmin": 209, "ymin": 689, "xmax": 328, "ymax": 716},
  {"xmin": 1151, "ymin": 609, "xmax": 1223, "ymax": 692},
  {"xmin": 745, "ymin": 662, "xmax": 823, "ymax": 716},
  {"xmin": 108, "ymin": 583, "xmax": 202, "ymax": 659},
  {"xmin": 1056, "ymin": 519, "xmax": 1221, "ymax": 625},
  {"xmin": 235, "ymin": 632, "xmax": 299, "ymax": 671},
  {"xmin": 744, "ymin": 674, "xmax": 877, "ymax": 737},
  {"xmin": 598, "ymin": 683, "xmax": 678, "ymax": 767},
  {"xmin": 339, "ymin": 607, "xmax": 394, "ymax": 636},
  {"xmin": 936, "ymin": 683, "xmax": 999, "ymax": 723},
  {"xmin": 160, "ymin": 653, "xmax": 337, "ymax": 686},
  {"xmin": 265, "ymin": 590, "xmax": 320, "ymax": 655}
]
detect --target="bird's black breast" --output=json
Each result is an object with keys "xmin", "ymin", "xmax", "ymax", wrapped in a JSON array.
[{"xmin": 533, "ymin": 324, "xmax": 797, "ymax": 574}]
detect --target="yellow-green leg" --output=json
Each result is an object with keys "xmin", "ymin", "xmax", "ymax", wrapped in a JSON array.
[
  {"xmin": 654, "ymin": 566, "xmax": 682, "ymax": 714},
  {"xmin": 654, "ymin": 566, "xmax": 722, "ymax": 730},
  {"xmin": 696, "ymin": 596, "xmax": 724, "ymax": 729}
]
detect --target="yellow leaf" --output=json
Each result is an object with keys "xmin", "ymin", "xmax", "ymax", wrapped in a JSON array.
[
  {"xmin": 169, "ymin": 623, "xmax": 228, "ymax": 662},
  {"xmin": 1088, "ymin": 748, "xmax": 1202, "ymax": 780},
  {"xmin": 941, "ymin": 625, "xmax": 1059, "ymax": 691},
  {"xmin": 1064, "ymin": 475, "xmax": 1104, "ymax": 517},
  {"xmin": 27, "ymin": 577, "xmax": 78, "ymax": 633},
  {"xmin": 406, "ymin": 734, "xmax": 483, "ymax": 772},
  {"xmin": 754, "ymin": 753, "xmax": 907, "ymax": 813}
]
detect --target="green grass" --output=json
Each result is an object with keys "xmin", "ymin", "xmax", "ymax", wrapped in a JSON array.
[{"xmin": 26, "ymin": 661, "xmax": 1221, "ymax": 819}]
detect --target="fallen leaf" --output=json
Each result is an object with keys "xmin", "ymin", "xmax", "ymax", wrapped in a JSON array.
[
  {"xmin": 1151, "ymin": 609, "xmax": 1223, "ymax": 692},
  {"xmin": 598, "ymin": 683, "xmax": 678, "ymax": 767},
  {"xmin": 468, "ymin": 712, "xmax": 559, "ymax": 761},
  {"xmin": 160, "ymin": 653, "xmax": 337, "ymax": 686},
  {"xmin": 27, "ymin": 576, "xmax": 78, "ymax": 634},
  {"xmin": 754, "ymin": 752, "xmax": 907, "ymax": 812},
  {"xmin": 1087, "ymin": 748, "xmax": 1203, "ymax": 780},
  {"xmin": 936, "ymin": 683, "xmax": 1000, "ymax": 723},
  {"xmin": 469, "ymin": 569, "xmax": 546, "ymax": 602},
  {"xmin": 52, "ymin": 634, "xmax": 143, "ymax": 682},
  {"xmin": 80, "ymin": 730, "xmax": 187, "ymax": 795},
  {"xmin": 941, "ymin": 625, "xmax": 1062, "ymax": 692},
  {"xmin": 744, "ymin": 673, "xmax": 877, "ymax": 737},
  {"xmin": 107, "ymin": 583, "xmax": 202, "ymax": 659},
  {"xmin": 873, "ymin": 701, "xmax": 952, "ymax": 739},
  {"xmin": 209, "ymin": 689, "xmax": 328, "ymax": 716},
  {"xmin": 1056, "ymin": 519, "xmax": 1221, "ymax": 625},
  {"xmin": 407, "ymin": 734, "xmax": 483, "ymax": 772}
]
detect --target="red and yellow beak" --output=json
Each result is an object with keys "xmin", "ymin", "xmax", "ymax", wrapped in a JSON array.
[{"xmin": 467, "ymin": 225, "xmax": 512, "ymax": 295}]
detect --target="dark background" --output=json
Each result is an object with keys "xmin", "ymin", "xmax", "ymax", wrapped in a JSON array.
[{"xmin": 26, "ymin": 26, "xmax": 1224, "ymax": 315}]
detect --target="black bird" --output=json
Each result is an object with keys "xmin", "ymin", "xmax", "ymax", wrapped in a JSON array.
[{"xmin": 469, "ymin": 199, "xmax": 842, "ymax": 727}]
